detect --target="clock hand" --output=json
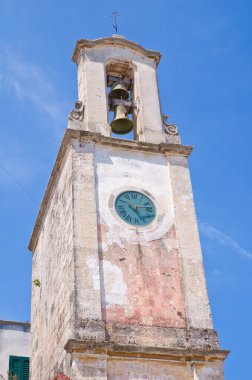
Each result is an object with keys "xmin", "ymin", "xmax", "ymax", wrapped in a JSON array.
[
  {"xmin": 135, "ymin": 205, "xmax": 151, "ymax": 209},
  {"xmin": 125, "ymin": 200, "xmax": 137, "ymax": 211},
  {"xmin": 139, "ymin": 214, "xmax": 154, "ymax": 219},
  {"xmin": 120, "ymin": 200, "xmax": 136, "ymax": 209}
]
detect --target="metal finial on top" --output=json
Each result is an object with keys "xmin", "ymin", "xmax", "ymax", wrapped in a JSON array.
[{"xmin": 111, "ymin": 10, "xmax": 121, "ymax": 34}]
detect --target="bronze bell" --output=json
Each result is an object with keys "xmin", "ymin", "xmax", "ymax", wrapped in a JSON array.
[
  {"xmin": 108, "ymin": 81, "xmax": 129, "ymax": 100},
  {"xmin": 111, "ymin": 105, "xmax": 134, "ymax": 135}
]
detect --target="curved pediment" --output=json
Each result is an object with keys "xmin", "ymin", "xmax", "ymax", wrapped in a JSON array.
[{"xmin": 72, "ymin": 35, "xmax": 161, "ymax": 65}]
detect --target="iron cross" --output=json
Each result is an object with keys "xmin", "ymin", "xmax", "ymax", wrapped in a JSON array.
[{"xmin": 111, "ymin": 10, "xmax": 121, "ymax": 34}]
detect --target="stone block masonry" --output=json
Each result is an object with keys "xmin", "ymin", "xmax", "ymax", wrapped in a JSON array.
[{"xmin": 30, "ymin": 148, "xmax": 75, "ymax": 380}]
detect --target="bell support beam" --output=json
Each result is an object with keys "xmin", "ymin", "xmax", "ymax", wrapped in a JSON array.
[
  {"xmin": 107, "ymin": 75, "xmax": 133, "ymax": 91},
  {"xmin": 108, "ymin": 98, "xmax": 133, "ymax": 112}
]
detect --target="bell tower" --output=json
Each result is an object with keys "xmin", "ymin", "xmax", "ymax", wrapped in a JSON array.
[
  {"xmin": 29, "ymin": 35, "xmax": 228, "ymax": 380},
  {"xmin": 69, "ymin": 36, "xmax": 176, "ymax": 144}
]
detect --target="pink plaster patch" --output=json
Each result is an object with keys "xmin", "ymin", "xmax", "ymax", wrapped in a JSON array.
[
  {"xmin": 52, "ymin": 374, "xmax": 71, "ymax": 380},
  {"xmin": 100, "ymin": 225, "xmax": 186, "ymax": 328}
]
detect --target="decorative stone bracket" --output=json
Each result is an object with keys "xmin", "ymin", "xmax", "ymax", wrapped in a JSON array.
[
  {"xmin": 162, "ymin": 114, "xmax": 179, "ymax": 135},
  {"xmin": 68, "ymin": 101, "xmax": 84, "ymax": 121},
  {"xmin": 162, "ymin": 114, "xmax": 181, "ymax": 144},
  {"xmin": 67, "ymin": 101, "xmax": 111, "ymax": 135}
]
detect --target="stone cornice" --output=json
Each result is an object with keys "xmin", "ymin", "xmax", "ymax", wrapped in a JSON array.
[
  {"xmin": 67, "ymin": 130, "xmax": 193, "ymax": 156},
  {"xmin": 28, "ymin": 130, "xmax": 193, "ymax": 252},
  {"xmin": 72, "ymin": 36, "xmax": 162, "ymax": 65},
  {"xmin": 65, "ymin": 339, "xmax": 229, "ymax": 363}
]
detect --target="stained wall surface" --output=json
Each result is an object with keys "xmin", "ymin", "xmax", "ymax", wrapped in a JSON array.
[
  {"xmin": 30, "ymin": 138, "xmax": 220, "ymax": 380},
  {"xmin": 30, "ymin": 148, "xmax": 75, "ymax": 380},
  {"xmin": 70, "ymin": 356, "xmax": 225, "ymax": 380},
  {"xmin": 95, "ymin": 145, "xmax": 185, "ymax": 328},
  {"xmin": 93, "ymin": 144, "xmax": 212, "ymax": 331},
  {"xmin": 106, "ymin": 359, "xmax": 224, "ymax": 380}
]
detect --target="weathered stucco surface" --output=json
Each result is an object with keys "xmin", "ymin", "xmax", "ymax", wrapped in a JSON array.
[
  {"xmin": 106, "ymin": 358, "xmax": 224, "ymax": 380},
  {"xmin": 67, "ymin": 354, "xmax": 226, "ymax": 380},
  {"xmin": 169, "ymin": 156, "xmax": 213, "ymax": 329},
  {"xmin": 95, "ymin": 145, "xmax": 185, "ymax": 328},
  {"xmin": 30, "ymin": 148, "xmax": 75, "ymax": 380},
  {"xmin": 30, "ymin": 133, "xmax": 227, "ymax": 380}
]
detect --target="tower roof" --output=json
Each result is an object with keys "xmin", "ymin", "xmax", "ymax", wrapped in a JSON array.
[{"xmin": 72, "ymin": 35, "xmax": 162, "ymax": 65}]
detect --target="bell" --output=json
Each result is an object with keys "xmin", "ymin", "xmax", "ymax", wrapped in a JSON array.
[
  {"xmin": 108, "ymin": 81, "xmax": 129, "ymax": 100},
  {"xmin": 111, "ymin": 105, "xmax": 134, "ymax": 135}
]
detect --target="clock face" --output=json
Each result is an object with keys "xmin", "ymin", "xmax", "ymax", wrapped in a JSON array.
[{"xmin": 115, "ymin": 190, "xmax": 156, "ymax": 226}]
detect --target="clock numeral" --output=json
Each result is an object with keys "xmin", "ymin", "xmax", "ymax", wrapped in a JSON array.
[
  {"xmin": 144, "ymin": 201, "xmax": 150, "ymax": 206},
  {"xmin": 131, "ymin": 193, "xmax": 137, "ymax": 199},
  {"xmin": 144, "ymin": 213, "xmax": 152, "ymax": 218},
  {"xmin": 124, "ymin": 194, "xmax": 130, "ymax": 200},
  {"xmin": 117, "ymin": 205, "xmax": 125, "ymax": 210},
  {"xmin": 134, "ymin": 218, "xmax": 139, "ymax": 224},
  {"xmin": 119, "ymin": 210, "xmax": 127, "ymax": 216},
  {"xmin": 146, "ymin": 207, "xmax": 153, "ymax": 212},
  {"xmin": 126, "ymin": 215, "xmax": 132, "ymax": 222}
]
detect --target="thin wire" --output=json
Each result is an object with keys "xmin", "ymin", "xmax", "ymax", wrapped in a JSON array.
[{"xmin": 0, "ymin": 162, "xmax": 39, "ymax": 205}]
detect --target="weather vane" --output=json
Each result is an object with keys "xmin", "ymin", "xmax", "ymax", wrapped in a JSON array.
[{"xmin": 111, "ymin": 10, "xmax": 121, "ymax": 34}]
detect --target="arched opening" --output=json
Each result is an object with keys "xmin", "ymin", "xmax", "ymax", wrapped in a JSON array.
[{"xmin": 106, "ymin": 61, "xmax": 136, "ymax": 141}]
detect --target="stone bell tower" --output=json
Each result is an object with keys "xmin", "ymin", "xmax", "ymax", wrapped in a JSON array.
[{"xmin": 29, "ymin": 35, "xmax": 228, "ymax": 380}]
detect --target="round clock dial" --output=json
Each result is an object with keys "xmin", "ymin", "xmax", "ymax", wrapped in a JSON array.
[{"xmin": 115, "ymin": 190, "xmax": 156, "ymax": 226}]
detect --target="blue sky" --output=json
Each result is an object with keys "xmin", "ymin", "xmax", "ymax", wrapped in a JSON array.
[{"xmin": 0, "ymin": 0, "xmax": 251, "ymax": 379}]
